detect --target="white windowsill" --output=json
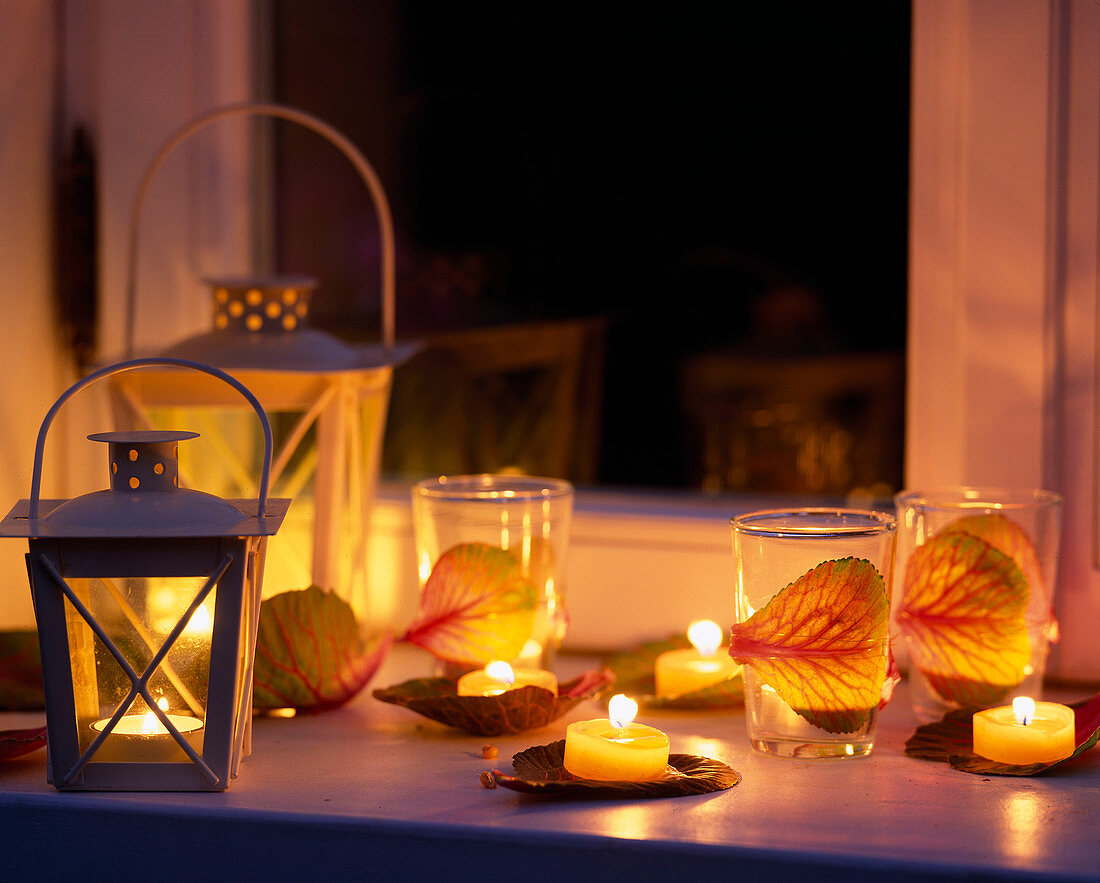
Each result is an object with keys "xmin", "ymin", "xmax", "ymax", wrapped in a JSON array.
[{"xmin": 1, "ymin": 643, "xmax": 1097, "ymax": 880}]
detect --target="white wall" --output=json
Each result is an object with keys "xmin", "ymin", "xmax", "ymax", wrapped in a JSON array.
[
  {"xmin": 63, "ymin": 0, "xmax": 256, "ymax": 361},
  {"xmin": 908, "ymin": 0, "xmax": 1100, "ymax": 678},
  {"xmin": 0, "ymin": 1, "xmax": 255, "ymax": 629},
  {"xmin": 0, "ymin": 3, "xmax": 72, "ymax": 628}
]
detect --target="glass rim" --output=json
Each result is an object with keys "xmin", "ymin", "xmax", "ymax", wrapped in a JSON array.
[
  {"xmin": 894, "ymin": 486, "xmax": 1062, "ymax": 511},
  {"xmin": 730, "ymin": 507, "xmax": 896, "ymax": 538},
  {"xmin": 413, "ymin": 473, "xmax": 574, "ymax": 502}
]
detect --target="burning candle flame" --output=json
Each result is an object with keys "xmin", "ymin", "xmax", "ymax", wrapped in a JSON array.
[
  {"xmin": 1013, "ymin": 696, "xmax": 1035, "ymax": 727},
  {"xmin": 687, "ymin": 619, "xmax": 723, "ymax": 657},
  {"xmin": 185, "ymin": 603, "xmax": 212, "ymax": 636},
  {"xmin": 140, "ymin": 697, "xmax": 171, "ymax": 735},
  {"xmin": 485, "ymin": 660, "xmax": 516, "ymax": 686},
  {"xmin": 608, "ymin": 693, "xmax": 638, "ymax": 729}
]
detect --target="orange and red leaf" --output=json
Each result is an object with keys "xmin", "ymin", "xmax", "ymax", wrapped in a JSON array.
[
  {"xmin": 729, "ymin": 557, "xmax": 889, "ymax": 734},
  {"xmin": 403, "ymin": 542, "xmax": 537, "ymax": 665},
  {"xmin": 897, "ymin": 530, "xmax": 1029, "ymax": 707}
]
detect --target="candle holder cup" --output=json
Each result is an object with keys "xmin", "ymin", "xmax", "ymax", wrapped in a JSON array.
[
  {"xmin": 731, "ymin": 508, "xmax": 897, "ymax": 758},
  {"xmin": 892, "ymin": 488, "xmax": 1063, "ymax": 723},
  {"xmin": 411, "ymin": 474, "xmax": 573, "ymax": 673}
]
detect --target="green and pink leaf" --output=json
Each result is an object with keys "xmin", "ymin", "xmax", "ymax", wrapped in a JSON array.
[
  {"xmin": 253, "ymin": 586, "xmax": 391, "ymax": 712},
  {"xmin": 402, "ymin": 543, "xmax": 538, "ymax": 665},
  {"xmin": 0, "ymin": 630, "xmax": 44, "ymax": 711}
]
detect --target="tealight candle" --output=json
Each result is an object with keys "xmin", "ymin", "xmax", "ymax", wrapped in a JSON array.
[
  {"xmin": 456, "ymin": 660, "xmax": 558, "ymax": 697},
  {"xmin": 563, "ymin": 693, "xmax": 670, "ymax": 780},
  {"xmin": 973, "ymin": 697, "xmax": 1076, "ymax": 765},
  {"xmin": 654, "ymin": 619, "xmax": 741, "ymax": 698},
  {"xmin": 91, "ymin": 698, "xmax": 204, "ymax": 763}
]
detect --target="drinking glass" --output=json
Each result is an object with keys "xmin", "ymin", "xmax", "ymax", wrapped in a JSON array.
[
  {"xmin": 731, "ymin": 508, "xmax": 897, "ymax": 758},
  {"xmin": 412, "ymin": 474, "xmax": 573, "ymax": 672},
  {"xmin": 893, "ymin": 488, "xmax": 1063, "ymax": 722}
]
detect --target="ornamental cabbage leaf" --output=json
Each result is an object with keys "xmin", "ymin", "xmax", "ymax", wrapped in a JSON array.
[
  {"xmin": 729, "ymin": 557, "xmax": 890, "ymax": 734},
  {"xmin": 253, "ymin": 586, "xmax": 391, "ymax": 711},
  {"xmin": 402, "ymin": 543, "xmax": 538, "ymax": 665},
  {"xmin": 897, "ymin": 530, "xmax": 1030, "ymax": 708}
]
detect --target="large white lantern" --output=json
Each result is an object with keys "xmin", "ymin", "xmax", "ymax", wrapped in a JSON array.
[{"xmin": 108, "ymin": 104, "xmax": 411, "ymax": 640}]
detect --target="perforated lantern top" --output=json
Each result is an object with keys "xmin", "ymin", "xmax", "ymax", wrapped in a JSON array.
[
  {"xmin": 4, "ymin": 430, "xmax": 284, "ymax": 538},
  {"xmin": 160, "ymin": 277, "xmax": 401, "ymax": 372}
]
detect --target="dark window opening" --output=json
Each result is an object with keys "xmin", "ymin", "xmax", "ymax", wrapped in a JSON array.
[{"xmin": 272, "ymin": 3, "xmax": 911, "ymax": 494}]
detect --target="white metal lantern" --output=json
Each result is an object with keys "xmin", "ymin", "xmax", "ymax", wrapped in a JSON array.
[
  {"xmin": 108, "ymin": 103, "xmax": 412, "ymax": 638},
  {"xmin": 0, "ymin": 359, "xmax": 288, "ymax": 791}
]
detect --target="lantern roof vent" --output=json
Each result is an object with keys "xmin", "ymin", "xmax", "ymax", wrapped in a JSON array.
[{"xmin": 159, "ymin": 277, "xmax": 413, "ymax": 373}]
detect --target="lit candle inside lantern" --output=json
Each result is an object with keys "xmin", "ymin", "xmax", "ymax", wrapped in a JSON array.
[
  {"xmin": 563, "ymin": 693, "xmax": 670, "ymax": 781},
  {"xmin": 91, "ymin": 697, "xmax": 204, "ymax": 763},
  {"xmin": 456, "ymin": 660, "xmax": 558, "ymax": 697},
  {"xmin": 972, "ymin": 697, "xmax": 1076, "ymax": 765},
  {"xmin": 654, "ymin": 620, "xmax": 741, "ymax": 698}
]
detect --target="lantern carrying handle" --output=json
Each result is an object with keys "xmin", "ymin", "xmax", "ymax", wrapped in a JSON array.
[
  {"xmin": 28, "ymin": 358, "xmax": 275, "ymax": 521},
  {"xmin": 123, "ymin": 101, "xmax": 395, "ymax": 358}
]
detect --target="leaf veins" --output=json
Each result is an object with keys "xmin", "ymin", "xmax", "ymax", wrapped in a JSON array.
[{"xmin": 729, "ymin": 557, "xmax": 889, "ymax": 734}]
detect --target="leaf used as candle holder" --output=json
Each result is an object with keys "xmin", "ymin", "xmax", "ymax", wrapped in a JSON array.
[
  {"xmin": 603, "ymin": 636, "xmax": 743, "ymax": 708},
  {"xmin": 253, "ymin": 587, "xmax": 392, "ymax": 712},
  {"xmin": 0, "ymin": 630, "xmax": 44, "ymax": 710},
  {"xmin": 402, "ymin": 543, "xmax": 538, "ymax": 665},
  {"xmin": 490, "ymin": 739, "xmax": 740, "ymax": 797},
  {"xmin": 0, "ymin": 725, "xmax": 46, "ymax": 761},
  {"xmin": 904, "ymin": 706, "xmax": 978, "ymax": 762},
  {"xmin": 373, "ymin": 669, "xmax": 614, "ymax": 736},
  {"xmin": 905, "ymin": 691, "xmax": 1100, "ymax": 776},
  {"xmin": 729, "ymin": 557, "xmax": 889, "ymax": 734},
  {"xmin": 897, "ymin": 531, "xmax": 1030, "ymax": 708}
]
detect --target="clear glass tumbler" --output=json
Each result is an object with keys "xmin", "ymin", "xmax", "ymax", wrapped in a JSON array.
[
  {"xmin": 731, "ymin": 508, "xmax": 897, "ymax": 758},
  {"xmin": 893, "ymin": 487, "xmax": 1063, "ymax": 722},
  {"xmin": 412, "ymin": 474, "xmax": 574, "ymax": 672}
]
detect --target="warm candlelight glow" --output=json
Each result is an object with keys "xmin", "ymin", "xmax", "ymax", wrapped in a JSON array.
[
  {"xmin": 518, "ymin": 638, "xmax": 545, "ymax": 665},
  {"xmin": 687, "ymin": 619, "xmax": 722, "ymax": 656},
  {"xmin": 973, "ymin": 698, "xmax": 1076, "ymax": 765},
  {"xmin": 608, "ymin": 693, "xmax": 638, "ymax": 729},
  {"xmin": 654, "ymin": 621, "xmax": 740, "ymax": 699},
  {"xmin": 455, "ymin": 660, "xmax": 558, "ymax": 697},
  {"xmin": 93, "ymin": 698, "xmax": 204, "ymax": 739},
  {"xmin": 184, "ymin": 603, "xmax": 212, "ymax": 637},
  {"xmin": 485, "ymin": 660, "xmax": 515, "ymax": 685},
  {"xmin": 140, "ymin": 697, "xmax": 171, "ymax": 735}
]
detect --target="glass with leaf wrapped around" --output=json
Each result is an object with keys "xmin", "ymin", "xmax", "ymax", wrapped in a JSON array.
[
  {"xmin": 731, "ymin": 509, "xmax": 897, "ymax": 758},
  {"xmin": 893, "ymin": 488, "xmax": 1062, "ymax": 723},
  {"xmin": 408, "ymin": 475, "xmax": 573, "ymax": 673}
]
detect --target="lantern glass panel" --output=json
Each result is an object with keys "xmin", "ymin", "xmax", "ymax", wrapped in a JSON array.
[
  {"xmin": 64, "ymin": 574, "xmax": 214, "ymax": 762},
  {"xmin": 143, "ymin": 389, "xmax": 388, "ymax": 622}
]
